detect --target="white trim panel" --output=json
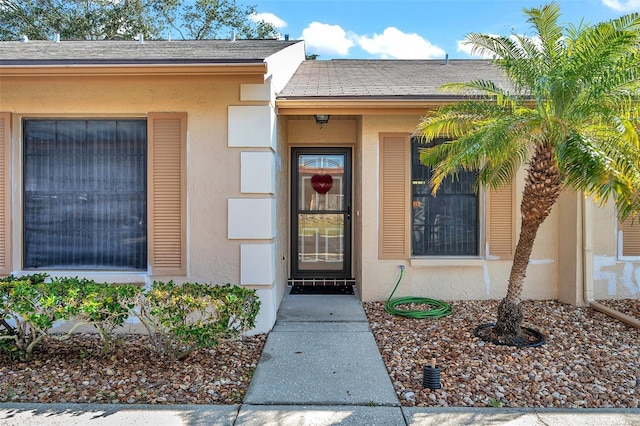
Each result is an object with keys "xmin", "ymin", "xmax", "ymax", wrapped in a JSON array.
[
  {"xmin": 228, "ymin": 198, "xmax": 275, "ymax": 239},
  {"xmin": 241, "ymin": 151, "xmax": 275, "ymax": 194},
  {"xmin": 240, "ymin": 243, "xmax": 276, "ymax": 285},
  {"xmin": 228, "ymin": 105, "xmax": 273, "ymax": 148}
]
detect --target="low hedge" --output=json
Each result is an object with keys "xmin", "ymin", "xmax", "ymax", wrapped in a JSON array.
[{"xmin": 0, "ymin": 275, "xmax": 260, "ymax": 361}]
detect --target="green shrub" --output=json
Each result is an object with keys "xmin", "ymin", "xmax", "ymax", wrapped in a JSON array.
[
  {"xmin": 0, "ymin": 274, "xmax": 80, "ymax": 361},
  {"xmin": 1, "ymin": 276, "xmax": 261, "ymax": 362},
  {"xmin": 135, "ymin": 281, "xmax": 260, "ymax": 360},
  {"xmin": 0, "ymin": 274, "xmax": 47, "ymax": 336},
  {"xmin": 74, "ymin": 281, "xmax": 142, "ymax": 354}
]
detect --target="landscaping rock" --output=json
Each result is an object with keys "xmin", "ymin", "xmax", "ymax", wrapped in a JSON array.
[{"xmin": 364, "ymin": 299, "xmax": 640, "ymax": 408}]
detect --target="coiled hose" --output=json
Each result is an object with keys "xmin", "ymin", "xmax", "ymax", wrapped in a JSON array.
[{"xmin": 384, "ymin": 266, "xmax": 453, "ymax": 319}]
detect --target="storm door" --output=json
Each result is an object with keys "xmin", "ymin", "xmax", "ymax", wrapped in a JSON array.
[{"xmin": 291, "ymin": 148, "xmax": 352, "ymax": 282}]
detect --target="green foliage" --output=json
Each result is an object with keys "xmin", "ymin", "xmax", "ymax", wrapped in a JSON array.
[
  {"xmin": 417, "ymin": 2, "xmax": 640, "ymax": 215},
  {"xmin": 488, "ymin": 397, "xmax": 503, "ymax": 407},
  {"xmin": 416, "ymin": 3, "xmax": 640, "ymax": 338},
  {"xmin": 75, "ymin": 282, "xmax": 142, "ymax": 354},
  {"xmin": 135, "ymin": 281, "xmax": 260, "ymax": 361},
  {"xmin": 0, "ymin": 0, "xmax": 279, "ymax": 41},
  {"xmin": 0, "ymin": 0, "xmax": 157, "ymax": 41},
  {"xmin": 0, "ymin": 274, "xmax": 80, "ymax": 361},
  {"xmin": 1, "ymin": 276, "xmax": 260, "ymax": 361},
  {"xmin": 153, "ymin": 0, "xmax": 279, "ymax": 40}
]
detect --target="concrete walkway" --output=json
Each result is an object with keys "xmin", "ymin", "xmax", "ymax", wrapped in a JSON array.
[
  {"xmin": 239, "ymin": 291, "xmax": 402, "ymax": 424},
  {"xmin": 2, "ymin": 290, "xmax": 640, "ymax": 425}
]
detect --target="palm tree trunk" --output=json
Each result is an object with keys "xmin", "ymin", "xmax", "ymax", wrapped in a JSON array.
[{"xmin": 494, "ymin": 142, "xmax": 562, "ymax": 344}]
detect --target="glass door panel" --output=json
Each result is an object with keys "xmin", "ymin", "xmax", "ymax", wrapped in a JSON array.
[
  {"xmin": 291, "ymin": 148, "xmax": 351, "ymax": 278},
  {"xmin": 298, "ymin": 213, "xmax": 344, "ymax": 271}
]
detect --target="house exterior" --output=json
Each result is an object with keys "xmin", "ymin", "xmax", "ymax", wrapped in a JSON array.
[{"xmin": 0, "ymin": 40, "xmax": 637, "ymax": 334}]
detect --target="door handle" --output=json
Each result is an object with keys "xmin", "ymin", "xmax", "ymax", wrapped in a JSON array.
[{"xmin": 346, "ymin": 206, "xmax": 351, "ymax": 220}]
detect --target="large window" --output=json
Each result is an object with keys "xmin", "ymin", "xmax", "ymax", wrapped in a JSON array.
[
  {"xmin": 23, "ymin": 119, "xmax": 147, "ymax": 270},
  {"xmin": 411, "ymin": 137, "xmax": 478, "ymax": 256}
]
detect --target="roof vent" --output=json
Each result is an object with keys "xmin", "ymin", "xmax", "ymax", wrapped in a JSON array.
[
  {"xmin": 54, "ymin": 33, "xmax": 60, "ymax": 43},
  {"xmin": 137, "ymin": 33, "xmax": 144, "ymax": 43},
  {"xmin": 284, "ymin": 34, "xmax": 289, "ymax": 41},
  {"xmin": 20, "ymin": 35, "xmax": 29, "ymax": 42},
  {"xmin": 232, "ymin": 31, "xmax": 236, "ymax": 42},
  {"xmin": 445, "ymin": 53, "xmax": 449, "ymax": 65}
]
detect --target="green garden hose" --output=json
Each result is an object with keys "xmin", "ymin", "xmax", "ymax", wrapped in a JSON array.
[{"xmin": 384, "ymin": 266, "xmax": 453, "ymax": 319}]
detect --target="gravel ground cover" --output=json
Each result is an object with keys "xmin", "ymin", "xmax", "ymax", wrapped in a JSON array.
[
  {"xmin": 364, "ymin": 299, "xmax": 640, "ymax": 408},
  {"xmin": 0, "ymin": 334, "xmax": 266, "ymax": 405},
  {"xmin": 2, "ymin": 299, "xmax": 638, "ymax": 408}
]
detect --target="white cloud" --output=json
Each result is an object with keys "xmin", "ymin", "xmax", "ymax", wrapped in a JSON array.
[
  {"xmin": 456, "ymin": 33, "xmax": 501, "ymax": 59},
  {"xmin": 250, "ymin": 12, "xmax": 287, "ymax": 28},
  {"xmin": 357, "ymin": 27, "xmax": 445, "ymax": 59},
  {"xmin": 457, "ymin": 34, "xmax": 543, "ymax": 59},
  {"xmin": 456, "ymin": 39, "xmax": 479, "ymax": 58},
  {"xmin": 602, "ymin": 0, "xmax": 640, "ymax": 11},
  {"xmin": 301, "ymin": 22, "xmax": 355, "ymax": 56}
]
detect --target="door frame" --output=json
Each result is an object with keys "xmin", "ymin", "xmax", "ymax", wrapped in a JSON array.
[{"xmin": 290, "ymin": 147, "xmax": 352, "ymax": 280}]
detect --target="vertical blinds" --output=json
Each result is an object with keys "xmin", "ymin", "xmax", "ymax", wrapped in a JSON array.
[
  {"xmin": 411, "ymin": 138, "xmax": 478, "ymax": 256},
  {"xmin": 23, "ymin": 119, "xmax": 147, "ymax": 269}
]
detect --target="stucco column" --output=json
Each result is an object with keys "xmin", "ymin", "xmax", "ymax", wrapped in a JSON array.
[{"xmin": 557, "ymin": 191, "xmax": 586, "ymax": 306}]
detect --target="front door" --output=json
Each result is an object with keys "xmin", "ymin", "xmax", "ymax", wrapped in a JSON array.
[{"xmin": 291, "ymin": 148, "xmax": 352, "ymax": 282}]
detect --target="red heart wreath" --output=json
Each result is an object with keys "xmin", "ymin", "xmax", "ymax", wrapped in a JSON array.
[{"xmin": 311, "ymin": 174, "xmax": 333, "ymax": 194}]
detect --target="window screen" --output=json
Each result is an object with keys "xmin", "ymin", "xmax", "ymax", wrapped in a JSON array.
[
  {"xmin": 23, "ymin": 119, "xmax": 147, "ymax": 269},
  {"xmin": 412, "ymin": 137, "xmax": 478, "ymax": 256}
]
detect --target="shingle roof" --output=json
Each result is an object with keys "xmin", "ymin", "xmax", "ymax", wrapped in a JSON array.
[
  {"xmin": 0, "ymin": 39, "xmax": 301, "ymax": 65},
  {"xmin": 278, "ymin": 59, "xmax": 513, "ymax": 99}
]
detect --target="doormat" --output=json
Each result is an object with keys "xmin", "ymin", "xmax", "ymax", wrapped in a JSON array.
[{"xmin": 290, "ymin": 285, "xmax": 354, "ymax": 295}]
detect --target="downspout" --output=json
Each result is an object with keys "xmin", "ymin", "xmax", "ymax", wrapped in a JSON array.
[{"xmin": 582, "ymin": 195, "xmax": 640, "ymax": 329}]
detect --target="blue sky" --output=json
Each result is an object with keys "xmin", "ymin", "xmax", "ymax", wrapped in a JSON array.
[{"xmin": 250, "ymin": 0, "xmax": 640, "ymax": 59}]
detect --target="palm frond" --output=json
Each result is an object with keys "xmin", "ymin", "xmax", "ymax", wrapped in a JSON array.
[
  {"xmin": 438, "ymin": 79, "xmax": 523, "ymax": 108},
  {"xmin": 558, "ymin": 130, "xmax": 640, "ymax": 219},
  {"xmin": 523, "ymin": 2, "xmax": 564, "ymax": 63},
  {"xmin": 418, "ymin": 109, "xmax": 538, "ymax": 192},
  {"xmin": 417, "ymin": 101, "xmax": 510, "ymax": 141},
  {"xmin": 417, "ymin": 2, "xmax": 640, "ymax": 218}
]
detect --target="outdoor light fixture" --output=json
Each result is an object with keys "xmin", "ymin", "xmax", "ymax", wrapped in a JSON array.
[{"xmin": 314, "ymin": 114, "xmax": 330, "ymax": 125}]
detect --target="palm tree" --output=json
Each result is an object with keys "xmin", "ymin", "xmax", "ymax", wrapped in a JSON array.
[{"xmin": 417, "ymin": 2, "xmax": 640, "ymax": 345}]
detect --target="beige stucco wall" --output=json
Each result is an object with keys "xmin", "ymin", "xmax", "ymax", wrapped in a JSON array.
[
  {"xmin": 1, "ymin": 74, "xmax": 254, "ymax": 287},
  {"xmin": 591, "ymin": 198, "xmax": 640, "ymax": 299},
  {"xmin": 358, "ymin": 114, "xmax": 561, "ymax": 303},
  {"xmin": 274, "ymin": 115, "xmax": 290, "ymax": 310}
]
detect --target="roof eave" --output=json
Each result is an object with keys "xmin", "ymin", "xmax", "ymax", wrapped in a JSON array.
[
  {"xmin": 0, "ymin": 62, "xmax": 269, "ymax": 78},
  {"xmin": 276, "ymin": 96, "xmax": 477, "ymax": 115}
]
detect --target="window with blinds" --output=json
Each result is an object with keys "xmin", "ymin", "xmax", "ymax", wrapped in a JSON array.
[
  {"xmin": 23, "ymin": 119, "xmax": 147, "ymax": 270},
  {"xmin": 411, "ymin": 137, "xmax": 479, "ymax": 256}
]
